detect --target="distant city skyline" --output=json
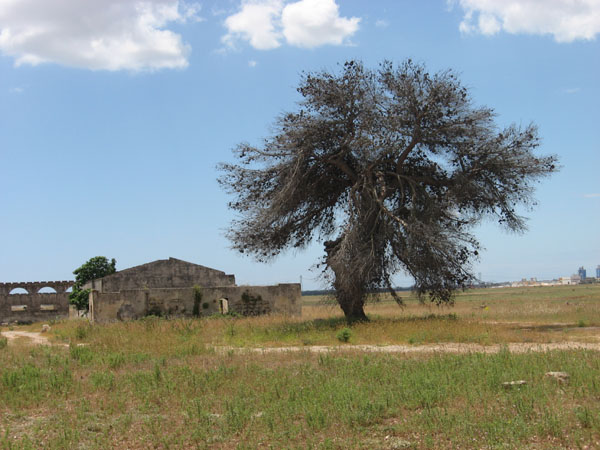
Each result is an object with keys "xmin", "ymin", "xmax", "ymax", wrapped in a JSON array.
[{"xmin": 481, "ymin": 264, "xmax": 599, "ymax": 284}]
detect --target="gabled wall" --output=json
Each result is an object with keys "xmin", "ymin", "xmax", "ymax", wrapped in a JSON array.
[{"xmin": 86, "ymin": 258, "xmax": 236, "ymax": 292}]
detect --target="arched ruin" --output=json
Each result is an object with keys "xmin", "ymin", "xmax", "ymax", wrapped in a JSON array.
[{"xmin": 0, "ymin": 280, "xmax": 74, "ymax": 323}]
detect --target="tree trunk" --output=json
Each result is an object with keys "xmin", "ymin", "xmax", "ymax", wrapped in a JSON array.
[
  {"xmin": 325, "ymin": 238, "xmax": 370, "ymax": 322},
  {"xmin": 338, "ymin": 296, "xmax": 368, "ymax": 322}
]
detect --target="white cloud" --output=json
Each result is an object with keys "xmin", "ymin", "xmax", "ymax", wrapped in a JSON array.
[
  {"xmin": 281, "ymin": 0, "xmax": 360, "ymax": 48},
  {"xmin": 563, "ymin": 87, "xmax": 581, "ymax": 94},
  {"xmin": 248, "ymin": 59, "xmax": 258, "ymax": 67},
  {"xmin": 222, "ymin": 0, "xmax": 359, "ymax": 50},
  {"xmin": 223, "ymin": 0, "xmax": 283, "ymax": 50},
  {"xmin": 375, "ymin": 19, "xmax": 389, "ymax": 28},
  {"xmin": 453, "ymin": 0, "xmax": 600, "ymax": 42},
  {"xmin": 9, "ymin": 86, "xmax": 23, "ymax": 93},
  {"xmin": 0, "ymin": 0, "xmax": 202, "ymax": 71},
  {"xmin": 584, "ymin": 193, "xmax": 600, "ymax": 198}
]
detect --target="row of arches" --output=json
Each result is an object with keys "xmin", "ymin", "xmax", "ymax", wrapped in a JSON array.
[
  {"xmin": 0, "ymin": 281, "xmax": 74, "ymax": 296},
  {"xmin": 5, "ymin": 286, "xmax": 73, "ymax": 295}
]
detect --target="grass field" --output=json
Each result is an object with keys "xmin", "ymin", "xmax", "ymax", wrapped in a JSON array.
[{"xmin": 1, "ymin": 284, "xmax": 599, "ymax": 448}]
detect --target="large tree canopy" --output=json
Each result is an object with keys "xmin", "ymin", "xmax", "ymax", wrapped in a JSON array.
[{"xmin": 219, "ymin": 60, "xmax": 557, "ymax": 320}]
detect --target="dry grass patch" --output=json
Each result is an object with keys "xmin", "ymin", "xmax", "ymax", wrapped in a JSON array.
[{"xmin": 3, "ymin": 284, "xmax": 599, "ymax": 350}]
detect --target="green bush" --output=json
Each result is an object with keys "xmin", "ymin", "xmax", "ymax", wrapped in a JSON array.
[
  {"xmin": 0, "ymin": 336, "xmax": 7, "ymax": 350},
  {"xmin": 336, "ymin": 328, "xmax": 352, "ymax": 343}
]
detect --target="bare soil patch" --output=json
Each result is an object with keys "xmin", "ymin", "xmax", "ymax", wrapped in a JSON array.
[{"xmin": 1, "ymin": 330, "xmax": 52, "ymax": 345}]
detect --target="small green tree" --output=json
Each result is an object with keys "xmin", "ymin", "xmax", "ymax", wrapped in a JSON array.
[{"xmin": 69, "ymin": 256, "xmax": 116, "ymax": 312}]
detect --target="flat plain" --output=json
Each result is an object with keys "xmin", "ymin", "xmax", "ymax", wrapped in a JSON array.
[{"xmin": 1, "ymin": 284, "xmax": 599, "ymax": 449}]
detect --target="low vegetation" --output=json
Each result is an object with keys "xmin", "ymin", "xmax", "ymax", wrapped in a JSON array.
[{"xmin": 1, "ymin": 285, "xmax": 599, "ymax": 448}]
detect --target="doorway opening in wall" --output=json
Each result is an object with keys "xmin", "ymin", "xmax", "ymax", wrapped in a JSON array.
[{"xmin": 219, "ymin": 298, "xmax": 229, "ymax": 315}]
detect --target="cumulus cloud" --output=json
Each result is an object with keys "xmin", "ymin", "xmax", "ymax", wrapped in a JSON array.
[
  {"xmin": 281, "ymin": 0, "xmax": 360, "ymax": 48},
  {"xmin": 222, "ymin": 0, "xmax": 359, "ymax": 50},
  {"xmin": 452, "ymin": 0, "xmax": 600, "ymax": 42},
  {"xmin": 0, "ymin": 0, "xmax": 202, "ymax": 71},
  {"xmin": 223, "ymin": 0, "xmax": 283, "ymax": 49}
]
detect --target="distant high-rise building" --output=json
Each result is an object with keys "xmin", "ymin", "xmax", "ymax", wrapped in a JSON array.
[
  {"xmin": 578, "ymin": 266, "xmax": 586, "ymax": 280},
  {"xmin": 596, "ymin": 265, "xmax": 600, "ymax": 279}
]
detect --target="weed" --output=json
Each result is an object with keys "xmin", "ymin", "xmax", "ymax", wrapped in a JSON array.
[
  {"xmin": 90, "ymin": 371, "xmax": 115, "ymax": 390},
  {"xmin": 107, "ymin": 352, "xmax": 125, "ymax": 369},
  {"xmin": 193, "ymin": 285, "xmax": 203, "ymax": 317},
  {"xmin": 575, "ymin": 406, "xmax": 595, "ymax": 428},
  {"xmin": 70, "ymin": 344, "xmax": 94, "ymax": 364},
  {"xmin": 0, "ymin": 336, "xmax": 7, "ymax": 349},
  {"xmin": 153, "ymin": 361, "xmax": 162, "ymax": 383},
  {"xmin": 226, "ymin": 323, "xmax": 236, "ymax": 337},
  {"xmin": 75, "ymin": 323, "xmax": 91, "ymax": 339}
]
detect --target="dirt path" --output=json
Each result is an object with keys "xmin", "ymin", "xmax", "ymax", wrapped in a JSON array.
[
  {"xmin": 3, "ymin": 330, "xmax": 599, "ymax": 355},
  {"xmin": 1, "ymin": 331, "xmax": 52, "ymax": 345},
  {"xmin": 218, "ymin": 342, "xmax": 600, "ymax": 355}
]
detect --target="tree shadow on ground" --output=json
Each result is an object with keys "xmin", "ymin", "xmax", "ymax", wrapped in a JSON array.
[{"xmin": 273, "ymin": 313, "xmax": 459, "ymax": 333}]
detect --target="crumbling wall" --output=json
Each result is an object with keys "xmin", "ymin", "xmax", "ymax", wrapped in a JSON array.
[
  {"xmin": 0, "ymin": 293, "xmax": 70, "ymax": 324},
  {"xmin": 203, "ymin": 284, "xmax": 302, "ymax": 317},
  {"xmin": 89, "ymin": 284, "xmax": 301, "ymax": 323}
]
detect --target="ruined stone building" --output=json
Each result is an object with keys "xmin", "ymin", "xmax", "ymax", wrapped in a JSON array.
[
  {"xmin": 0, "ymin": 257, "xmax": 301, "ymax": 324},
  {"xmin": 86, "ymin": 257, "xmax": 301, "ymax": 322},
  {"xmin": 0, "ymin": 280, "xmax": 73, "ymax": 324}
]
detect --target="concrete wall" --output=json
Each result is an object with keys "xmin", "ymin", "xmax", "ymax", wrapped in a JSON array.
[
  {"xmin": 86, "ymin": 258, "xmax": 236, "ymax": 293},
  {"xmin": 0, "ymin": 293, "xmax": 70, "ymax": 324},
  {"xmin": 90, "ymin": 284, "xmax": 301, "ymax": 323}
]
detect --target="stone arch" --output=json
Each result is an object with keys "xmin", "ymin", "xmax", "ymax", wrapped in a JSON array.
[
  {"xmin": 9, "ymin": 287, "xmax": 29, "ymax": 295},
  {"xmin": 38, "ymin": 286, "xmax": 58, "ymax": 294}
]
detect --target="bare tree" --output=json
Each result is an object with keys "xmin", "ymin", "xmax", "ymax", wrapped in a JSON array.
[{"xmin": 219, "ymin": 60, "xmax": 557, "ymax": 321}]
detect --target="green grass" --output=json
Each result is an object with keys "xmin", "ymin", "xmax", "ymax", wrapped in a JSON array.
[
  {"xmin": 0, "ymin": 283, "xmax": 599, "ymax": 448},
  {"xmin": 0, "ymin": 342, "xmax": 599, "ymax": 448}
]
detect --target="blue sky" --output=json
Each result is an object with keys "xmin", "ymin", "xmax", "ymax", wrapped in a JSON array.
[{"xmin": 0, "ymin": 0, "xmax": 599, "ymax": 289}]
